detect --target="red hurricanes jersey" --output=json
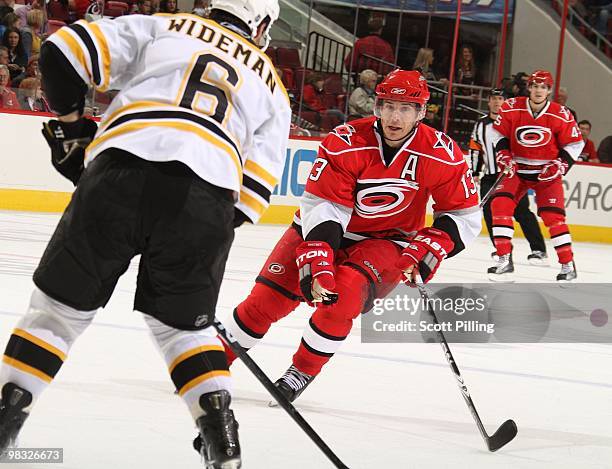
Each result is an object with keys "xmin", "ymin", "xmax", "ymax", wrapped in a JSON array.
[
  {"xmin": 493, "ymin": 97, "xmax": 582, "ymax": 163},
  {"xmin": 295, "ymin": 117, "xmax": 480, "ymax": 244}
]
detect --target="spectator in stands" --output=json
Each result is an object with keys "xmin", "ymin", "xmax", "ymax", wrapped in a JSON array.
[
  {"xmin": 344, "ymin": 18, "xmax": 394, "ymax": 75},
  {"xmin": 598, "ymin": 135, "xmax": 612, "ymax": 163},
  {"xmin": 501, "ymin": 77, "xmax": 514, "ymax": 97},
  {"xmin": 0, "ymin": 63, "xmax": 20, "ymax": 109},
  {"xmin": 0, "ymin": 0, "xmax": 13, "ymax": 21},
  {"xmin": 511, "ymin": 72, "xmax": 529, "ymax": 97},
  {"xmin": 348, "ymin": 68, "xmax": 376, "ymax": 118},
  {"xmin": 0, "ymin": 11, "xmax": 19, "ymax": 38},
  {"xmin": 456, "ymin": 45, "xmax": 477, "ymax": 91},
  {"xmin": 0, "ymin": 45, "xmax": 8, "ymax": 66},
  {"xmin": 192, "ymin": 0, "xmax": 209, "ymax": 17},
  {"xmin": 423, "ymin": 103, "xmax": 442, "ymax": 130},
  {"xmin": 413, "ymin": 47, "xmax": 448, "ymax": 85},
  {"xmin": 555, "ymin": 86, "xmax": 578, "ymax": 120},
  {"xmin": 412, "ymin": 48, "xmax": 435, "ymax": 80},
  {"xmin": 569, "ymin": 0, "xmax": 590, "ymax": 25},
  {"xmin": 159, "ymin": 0, "xmax": 178, "ymax": 13},
  {"xmin": 577, "ymin": 120, "xmax": 599, "ymax": 162},
  {"xmin": 302, "ymin": 71, "xmax": 345, "ymax": 124},
  {"xmin": 591, "ymin": 1, "xmax": 612, "ymax": 36},
  {"xmin": 11, "ymin": 52, "xmax": 37, "ymax": 87},
  {"xmin": 15, "ymin": 0, "xmax": 45, "ymax": 33},
  {"xmin": 17, "ymin": 76, "xmax": 48, "ymax": 111},
  {"xmin": 2, "ymin": 27, "xmax": 27, "ymax": 79},
  {"xmin": 20, "ymin": 10, "xmax": 44, "ymax": 56},
  {"xmin": 134, "ymin": 0, "xmax": 152, "ymax": 14}
]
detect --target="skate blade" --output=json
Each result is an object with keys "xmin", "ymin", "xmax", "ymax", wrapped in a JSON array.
[
  {"xmin": 557, "ymin": 278, "xmax": 576, "ymax": 287},
  {"xmin": 528, "ymin": 258, "xmax": 549, "ymax": 266},
  {"xmin": 488, "ymin": 272, "xmax": 515, "ymax": 283},
  {"xmin": 205, "ymin": 458, "xmax": 241, "ymax": 469}
]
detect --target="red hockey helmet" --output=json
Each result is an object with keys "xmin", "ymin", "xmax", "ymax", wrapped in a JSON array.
[
  {"xmin": 528, "ymin": 70, "xmax": 554, "ymax": 89},
  {"xmin": 375, "ymin": 70, "xmax": 430, "ymax": 106}
]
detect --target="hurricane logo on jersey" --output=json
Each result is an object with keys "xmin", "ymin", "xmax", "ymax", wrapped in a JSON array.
[
  {"xmin": 332, "ymin": 124, "xmax": 356, "ymax": 145},
  {"xmin": 515, "ymin": 125, "xmax": 552, "ymax": 147},
  {"xmin": 355, "ymin": 178, "xmax": 420, "ymax": 219}
]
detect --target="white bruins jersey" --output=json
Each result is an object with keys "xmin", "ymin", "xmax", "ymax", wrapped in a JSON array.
[{"xmin": 48, "ymin": 13, "xmax": 292, "ymax": 223}]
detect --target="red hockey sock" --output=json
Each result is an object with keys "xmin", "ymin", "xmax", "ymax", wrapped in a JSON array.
[{"xmin": 549, "ymin": 223, "xmax": 573, "ymax": 264}]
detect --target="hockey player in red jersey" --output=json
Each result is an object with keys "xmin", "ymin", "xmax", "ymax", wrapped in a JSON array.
[
  {"xmin": 221, "ymin": 70, "xmax": 481, "ymax": 401},
  {"xmin": 488, "ymin": 70, "xmax": 584, "ymax": 282}
]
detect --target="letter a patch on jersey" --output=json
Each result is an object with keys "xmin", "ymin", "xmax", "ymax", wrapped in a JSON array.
[
  {"xmin": 433, "ymin": 131, "xmax": 455, "ymax": 160},
  {"xmin": 332, "ymin": 124, "xmax": 356, "ymax": 145}
]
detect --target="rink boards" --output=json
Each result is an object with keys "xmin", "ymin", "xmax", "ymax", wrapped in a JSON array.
[{"xmin": 1, "ymin": 110, "xmax": 611, "ymax": 243}]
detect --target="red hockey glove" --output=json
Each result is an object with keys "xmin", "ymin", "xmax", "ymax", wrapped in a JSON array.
[
  {"xmin": 496, "ymin": 150, "xmax": 516, "ymax": 178},
  {"xmin": 538, "ymin": 159, "xmax": 568, "ymax": 182},
  {"xmin": 296, "ymin": 241, "xmax": 338, "ymax": 305},
  {"xmin": 396, "ymin": 228, "xmax": 454, "ymax": 284}
]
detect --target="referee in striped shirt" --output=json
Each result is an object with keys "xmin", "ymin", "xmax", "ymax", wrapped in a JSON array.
[{"xmin": 469, "ymin": 88, "xmax": 548, "ymax": 263}]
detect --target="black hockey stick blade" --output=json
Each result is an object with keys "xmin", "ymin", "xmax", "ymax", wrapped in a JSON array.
[
  {"xmin": 487, "ymin": 419, "xmax": 518, "ymax": 452},
  {"xmin": 213, "ymin": 319, "xmax": 350, "ymax": 469}
]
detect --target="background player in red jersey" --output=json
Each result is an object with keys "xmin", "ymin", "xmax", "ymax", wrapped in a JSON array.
[
  {"xmin": 221, "ymin": 70, "xmax": 481, "ymax": 401},
  {"xmin": 488, "ymin": 70, "xmax": 585, "ymax": 282}
]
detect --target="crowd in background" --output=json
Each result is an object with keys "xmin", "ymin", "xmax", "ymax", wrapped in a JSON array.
[
  {"xmin": 0, "ymin": 0, "xmax": 48, "ymax": 111},
  {"xmin": 0, "ymin": 0, "xmax": 609, "ymax": 162}
]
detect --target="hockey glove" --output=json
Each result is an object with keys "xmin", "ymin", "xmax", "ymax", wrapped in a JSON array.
[
  {"xmin": 296, "ymin": 241, "xmax": 338, "ymax": 305},
  {"xmin": 396, "ymin": 227, "xmax": 454, "ymax": 284},
  {"xmin": 42, "ymin": 118, "xmax": 98, "ymax": 185},
  {"xmin": 496, "ymin": 150, "xmax": 516, "ymax": 178},
  {"xmin": 538, "ymin": 159, "xmax": 568, "ymax": 182}
]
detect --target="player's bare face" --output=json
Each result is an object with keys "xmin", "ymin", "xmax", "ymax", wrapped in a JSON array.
[
  {"xmin": 379, "ymin": 100, "xmax": 420, "ymax": 147},
  {"xmin": 529, "ymin": 82, "xmax": 551, "ymax": 105}
]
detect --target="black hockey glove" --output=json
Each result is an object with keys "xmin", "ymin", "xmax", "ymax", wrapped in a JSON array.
[
  {"xmin": 42, "ymin": 118, "xmax": 98, "ymax": 185},
  {"xmin": 233, "ymin": 208, "xmax": 250, "ymax": 228}
]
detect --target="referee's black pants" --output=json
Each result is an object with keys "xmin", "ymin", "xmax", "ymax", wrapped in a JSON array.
[{"xmin": 480, "ymin": 173, "xmax": 546, "ymax": 253}]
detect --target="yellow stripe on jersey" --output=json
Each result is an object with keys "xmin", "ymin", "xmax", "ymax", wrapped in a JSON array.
[
  {"xmin": 2, "ymin": 356, "xmax": 53, "ymax": 383},
  {"xmin": 54, "ymin": 29, "xmax": 92, "ymax": 81},
  {"xmin": 168, "ymin": 345, "xmax": 225, "ymax": 373},
  {"xmin": 244, "ymin": 159, "xmax": 277, "ymax": 188},
  {"xmin": 13, "ymin": 328, "xmax": 67, "ymax": 361},
  {"xmin": 87, "ymin": 120, "xmax": 243, "ymax": 181},
  {"xmin": 86, "ymin": 22, "xmax": 111, "ymax": 92},
  {"xmin": 178, "ymin": 370, "xmax": 231, "ymax": 396},
  {"xmin": 98, "ymin": 101, "xmax": 172, "ymax": 132},
  {"xmin": 99, "ymin": 101, "xmax": 242, "ymax": 156},
  {"xmin": 239, "ymin": 190, "xmax": 267, "ymax": 216}
]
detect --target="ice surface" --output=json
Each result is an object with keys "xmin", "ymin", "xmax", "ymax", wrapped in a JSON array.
[{"xmin": 1, "ymin": 211, "xmax": 611, "ymax": 468}]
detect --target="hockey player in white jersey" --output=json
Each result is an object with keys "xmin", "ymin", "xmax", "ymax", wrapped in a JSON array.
[{"xmin": 0, "ymin": 1, "xmax": 290, "ymax": 468}]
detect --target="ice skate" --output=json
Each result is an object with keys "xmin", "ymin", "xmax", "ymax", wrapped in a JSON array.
[
  {"xmin": 527, "ymin": 250, "xmax": 548, "ymax": 266},
  {"xmin": 193, "ymin": 390, "xmax": 241, "ymax": 469},
  {"xmin": 487, "ymin": 253, "xmax": 514, "ymax": 282},
  {"xmin": 0, "ymin": 383, "xmax": 32, "ymax": 456},
  {"xmin": 556, "ymin": 261, "xmax": 577, "ymax": 282},
  {"xmin": 269, "ymin": 365, "xmax": 314, "ymax": 406}
]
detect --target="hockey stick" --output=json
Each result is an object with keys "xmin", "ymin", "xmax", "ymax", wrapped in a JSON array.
[
  {"xmin": 213, "ymin": 319, "xmax": 350, "ymax": 469},
  {"xmin": 414, "ymin": 280, "xmax": 517, "ymax": 452},
  {"xmin": 479, "ymin": 167, "xmax": 511, "ymax": 208}
]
